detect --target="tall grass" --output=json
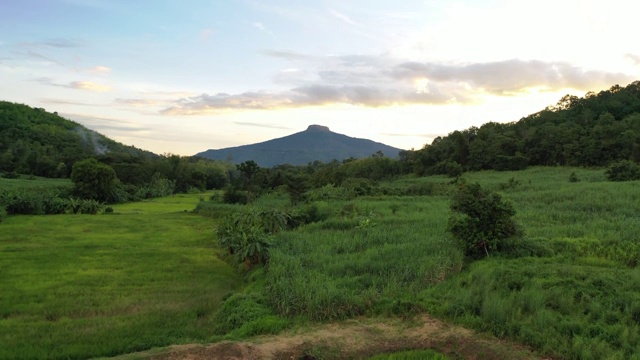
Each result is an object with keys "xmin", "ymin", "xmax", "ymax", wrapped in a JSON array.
[
  {"xmin": 265, "ymin": 197, "xmax": 464, "ymax": 321},
  {"xmin": 253, "ymin": 167, "xmax": 640, "ymax": 358}
]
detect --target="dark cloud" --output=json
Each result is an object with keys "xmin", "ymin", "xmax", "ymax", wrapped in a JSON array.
[{"xmin": 160, "ymin": 56, "xmax": 635, "ymax": 115}]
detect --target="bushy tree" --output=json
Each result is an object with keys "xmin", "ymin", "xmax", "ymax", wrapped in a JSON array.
[
  {"xmin": 216, "ymin": 208, "xmax": 288, "ymax": 268},
  {"xmin": 70, "ymin": 158, "xmax": 118, "ymax": 202},
  {"xmin": 605, "ymin": 160, "xmax": 640, "ymax": 181},
  {"xmin": 448, "ymin": 182, "xmax": 523, "ymax": 258}
]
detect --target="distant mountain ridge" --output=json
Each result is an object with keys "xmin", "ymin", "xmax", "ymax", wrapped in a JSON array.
[{"xmin": 195, "ymin": 125, "xmax": 403, "ymax": 167}]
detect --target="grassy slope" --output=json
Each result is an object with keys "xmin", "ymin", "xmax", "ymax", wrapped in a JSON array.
[
  {"xmin": 0, "ymin": 194, "xmax": 241, "ymax": 360},
  {"xmin": 247, "ymin": 167, "xmax": 640, "ymax": 359}
]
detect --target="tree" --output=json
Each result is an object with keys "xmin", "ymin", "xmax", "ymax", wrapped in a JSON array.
[
  {"xmin": 605, "ymin": 160, "xmax": 640, "ymax": 181},
  {"xmin": 236, "ymin": 160, "xmax": 262, "ymax": 204},
  {"xmin": 70, "ymin": 158, "xmax": 118, "ymax": 202},
  {"xmin": 448, "ymin": 182, "xmax": 522, "ymax": 258}
]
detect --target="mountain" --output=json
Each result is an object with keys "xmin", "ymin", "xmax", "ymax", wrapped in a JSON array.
[
  {"xmin": 195, "ymin": 125, "xmax": 403, "ymax": 167},
  {"xmin": 0, "ymin": 101, "xmax": 156, "ymax": 177}
]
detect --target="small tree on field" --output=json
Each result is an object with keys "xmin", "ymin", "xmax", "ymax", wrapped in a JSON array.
[
  {"xmin": 70, "ymin": 158, "xmax": 118, "ymax": 202},
  {"xmin": 448, "ymin": 182, "xmax": 522, "ymax": 258}
]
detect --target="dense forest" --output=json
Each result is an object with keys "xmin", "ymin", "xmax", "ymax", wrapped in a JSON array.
[{"xmin": 403, "ymin": 81, "xmax": 640, "ymax": 175}]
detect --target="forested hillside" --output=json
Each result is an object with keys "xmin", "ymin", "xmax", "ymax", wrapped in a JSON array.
[
  {"xmin": 404, "ymin": 81, "xmax": 640, "ymax": 175},
  {"xmin": 0, "ymin": 101, "xmax": 154, "ymax": 178},
  {"xmin": 0, "ymin": 102, "xmax": 234, "ymax": 198}
]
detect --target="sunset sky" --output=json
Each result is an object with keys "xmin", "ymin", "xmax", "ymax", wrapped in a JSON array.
[{"xmin": 1, "ymin": 0, "xmax": 639, "ymax": 155}]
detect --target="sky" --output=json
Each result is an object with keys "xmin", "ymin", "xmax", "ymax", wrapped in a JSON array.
[{"xmin": 1, "ymin": 0, "xmax": 639, "ymax": 156}]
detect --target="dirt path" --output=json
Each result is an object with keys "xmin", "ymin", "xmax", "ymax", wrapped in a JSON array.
[{"xmin": 134, "ymin": 314, "xmax": 544, "ymax": 360}]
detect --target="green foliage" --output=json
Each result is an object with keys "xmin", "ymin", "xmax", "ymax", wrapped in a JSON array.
[
  {"xmin": 216, "ymin": 207, "xmax": 289, "ymax": 267},
  {"xmin": 0, "ymin": 205, "xmax": 6, "ymax": 222},
  {"xmin": 425, "ymin": 258, "xmax": 640, "ymax": 359},
  {"xmin": 406, "ymin": 82, "xmax": 640, "ymax": 174},
  {"xmin": 432, "ymin": 160, "xmax": 463, "ymax": 177},
  {"xmin": 606, "ymin": 160, "xmax": 640, "ymax": 181},
  {"xmin": 569, "ymin": 171, "xmax": 581, "ymax": 183},
  {"xmin": 493, "ymin": 154, "xmax": 529, "ymax": 171},
  {"xmin": 265, "ymin": 196, "xmax": 464, "ymax": 321},
  {"xmin": 448, "ymin": 182, "xmax": 523, "ymax": 257},
  {"xmin": 212, "ymin": 293, "xmax": 288, "ymax": 337},
  {"xmin": 497, "ymin": 176, "xmax": 522, "ymax": 191},
  {"xmin": 134, "ymin": 172, "xmax": 175, "ymax": 199},
  {"xmin": 223, "ymin": 187, "xmax": 248, "ymax": 204},
  {"xmin": 70, "ymin": 158, "xmax": 118, "ymax": 202}
]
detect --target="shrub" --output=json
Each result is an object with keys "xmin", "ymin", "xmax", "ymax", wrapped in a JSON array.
[
  {"xmin": 493, "ymin": 154, "xmax": 528, "ymax": 171},
  {"xmin": 212, "ymin": 293, "xmax": 278, "ymax": 335},
  {"xmin": 605, "ymin": 160, "xmax": 640, "ymax": 181},
  {"xmin": 0, "ymin": 205, "xmax": 6, "ymax": 222},
  {"xmin": 569, "ymin": 172, "xmax": 580, "ymax": 183},
  {"xmin": 222, "ymin": 187, "xmax": 248, "ymax": 204},
  {"xmin": 215, "ymin": 208, "xmax": 289, "ymax": 267},
  {"xmin": 448, "ymin": 182, "xmax": 523, "ymax": 258},
  {"xmin": 432, "ymin": 161, "xmax": 463, "ymax": 178}
]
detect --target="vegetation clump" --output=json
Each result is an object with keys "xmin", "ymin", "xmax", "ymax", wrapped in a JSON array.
[
  {"xmin": 448, "ymin": 182, "xmax": 523, "ymax": 258},
  {"xmin": 605, "ymin": 160, "xmax": 640, "ymax": 181},
  {"xmin": 216, "ymin": 208, "xmax": 289, "ymax": 268}
]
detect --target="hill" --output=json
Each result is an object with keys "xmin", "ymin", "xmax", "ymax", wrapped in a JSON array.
[
  {"xmin": 0, "ymin": 101, "xmax": 156, "ymax": 178},
  {"xmin": 195, "ymin": 125, "xmax": 403, "ymax": 167},
  {"xmin": 405, "ymin": 81, "xmax": 640, "ymax": 175}
]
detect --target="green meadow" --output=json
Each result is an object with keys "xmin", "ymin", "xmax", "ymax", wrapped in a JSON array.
[
  {"xmin": 0, "ymin": 193, "xmax": 241, "ymax": 359},
  {"xmin": 2, "ymin": 167, "xmax": 640, "ymax": 359}
]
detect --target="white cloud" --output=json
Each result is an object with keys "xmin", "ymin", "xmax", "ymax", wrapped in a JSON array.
[{"xmin": 160, "ymin": 55, "xmax": 633, "ymax": 115}]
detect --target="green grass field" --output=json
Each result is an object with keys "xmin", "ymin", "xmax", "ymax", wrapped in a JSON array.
[
  {"xmin": 3, "ymin": 168, "xmax": 640, "ymax": 359},
  {"xmin": 0, "ymin": 176, "xmax": 72, "ymax": 190},
  {"xmin": 0, "ymin": 194, "xmax": 241, "ymax": 359},
  {"xmin": 250, "ymin": 167, "xmax": 640, "ymax": 359}
]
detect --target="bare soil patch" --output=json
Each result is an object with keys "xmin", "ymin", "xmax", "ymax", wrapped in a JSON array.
[{"xmin": 145, "ymin": 314, "xmax": 543, "ymax": 360}]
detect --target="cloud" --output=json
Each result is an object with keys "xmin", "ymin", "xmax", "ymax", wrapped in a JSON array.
[
  {"xmin": 390, "ymin": 59, "xmax": 634, "ymax": 95},
  {"xmin": 235, "ymin": 121, "xmax": 293, "ymax": 130},
  {"xmin": 69, "ymin": 81, "xmax": 111, "ymax": 92},
  {"xmin": 382, "ymin": 132, "xmax": 443, "ymax": 138},
  {"xmin": 61, "ymin": 113, "xmax": 150, "ymax": 133},
  {"xmin": 260, "ymin": 50, "xmax": 318, "ymax": 62},
  {"xmin": 626, "ymin": 54, "xmax": 640, "ymax": 66},
  {"xmin": 34, "ymin": 77, "xmax": 112, "ymax": 92},
  {"xmin": 40, "ymin": 98, "xmax": 102, "ymax": 106},
  {"xmin": 20, "ymin": 38, "xmax": 83, "ymax": 49},
  {"xmin": 160, "ymin": 55, "xmax": 635, "ymax": 115},
  {"xmin": 114, "ymin": 98, "xmax": 168, "ymax": 107},
  {"xmin": 253, "ymin": 22, "xmax": 265, "ymax": 31},
  {"xmin": 90, "ymin": 65, "xmax": 111, "ymax": 74},
  {"xmin": 330, "ymin": 9, "xmax": 359, "ymax": 27}
]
